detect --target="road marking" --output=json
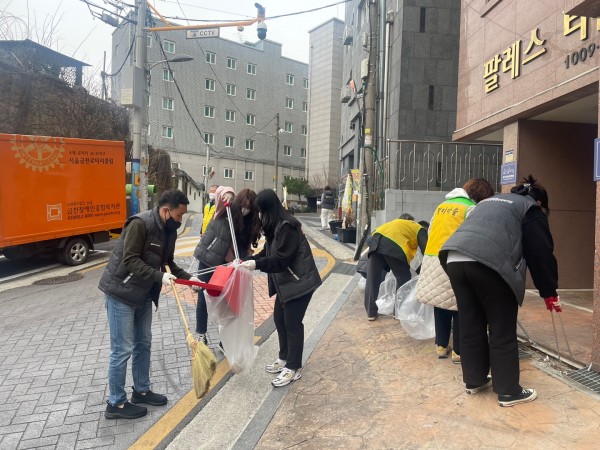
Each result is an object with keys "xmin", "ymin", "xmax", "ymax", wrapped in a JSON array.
[{"xmin": 131, "ymin": 336, "xmax": 261, "ymax": 449}]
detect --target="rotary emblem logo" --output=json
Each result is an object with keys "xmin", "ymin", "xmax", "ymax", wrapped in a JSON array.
[{"xmin": 12, "ymin": 135, "xmax": 65, "ymax": 171}]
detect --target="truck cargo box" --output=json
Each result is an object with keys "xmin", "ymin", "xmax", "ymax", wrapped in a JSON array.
[{"xmin": 0, "ymin": 133, "xmax": 126, "ymax": 264}]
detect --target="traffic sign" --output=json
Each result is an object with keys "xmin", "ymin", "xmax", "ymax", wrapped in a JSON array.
[{"xmin": 187, "ymin": 28, "xmax": 220, "ymax": 39}]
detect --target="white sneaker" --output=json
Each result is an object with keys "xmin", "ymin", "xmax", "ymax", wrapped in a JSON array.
[
  {"xmin": 265, "ymin": 358, "xmax": 286, "ymax": 374},
  {"xmin": 272, "ymin": 368, "xmax": 301, "ymax": 387}
]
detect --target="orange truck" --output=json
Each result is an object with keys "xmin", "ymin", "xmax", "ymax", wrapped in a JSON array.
[{"xmin": 0, "ymin": 133, "xmax": 127, "ymax": 265}]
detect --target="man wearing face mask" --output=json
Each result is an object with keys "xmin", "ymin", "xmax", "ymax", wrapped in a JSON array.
[
  {"xmin": 201, "ymin": 184, "xmax": 219, "ymax": 235},
  {"xmin": 99, "ymin": 189, "xmax": 200, "ymax": 419}
]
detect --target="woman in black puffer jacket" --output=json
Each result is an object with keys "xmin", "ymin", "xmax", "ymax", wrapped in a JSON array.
[{"xmin": 241, "ymin": 189, "xmax": 322, "ymax": 387}]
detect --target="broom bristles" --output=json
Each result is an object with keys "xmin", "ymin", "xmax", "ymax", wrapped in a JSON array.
[{"xmin": 186, "ymin": 332, "xmax": 217, "ymax": 398}]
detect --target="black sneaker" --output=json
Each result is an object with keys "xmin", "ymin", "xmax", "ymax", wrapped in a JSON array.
[
  {"xmin": 105, "ymin": 401, "xmax": 147, "ymax": 419},
  {"xmin": 131, "ymin": 388, "xmax": 168, "ymax": 406},
  {"xmin": 498, "ymin": 388, "xmax": 537, "ymax": 407},
  {"xmin": 465, "ymin": 376, "xmax": 492, "ymax": 395}
]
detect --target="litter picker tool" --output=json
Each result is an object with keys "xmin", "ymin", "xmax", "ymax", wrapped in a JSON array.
[
  {"xmin": 517, "ymin": 318, "xmax": 535, "ymax": 346},
  {"xmin": 167, "ymin": 267, "xmax": 216, "ymax": 399},
  {"xmin": 550, "ymin": 310, "xmax": 574, "ymax": 362}
]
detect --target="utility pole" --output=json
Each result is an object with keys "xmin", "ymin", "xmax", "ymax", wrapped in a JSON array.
[
  {"xmin": 131, "ymin": 0, "xmax": 148, "ymax": 214},
  {"xmin": 202, "ymin": 145, "xmax": 210, "ymax": 209},
  {"xmin": 274, "ymin": 112, "xmax": 280, "ymax": 195},
  {"xmin": 355, "ymin": 0, "xmax": 379, "ymax": 259}
]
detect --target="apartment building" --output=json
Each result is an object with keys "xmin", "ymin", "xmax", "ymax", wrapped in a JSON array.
[{"xmin": 111, "ymin": 22, "xmax": 308, "ymax": 197}]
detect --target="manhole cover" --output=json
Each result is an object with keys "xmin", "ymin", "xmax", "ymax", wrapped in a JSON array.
[{"xmin": 34, "ymin": 273, "xmax": 84, "ymax": 285}]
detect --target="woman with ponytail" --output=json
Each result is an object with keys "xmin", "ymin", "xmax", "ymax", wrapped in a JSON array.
[{"xmin": 439, "ymin": 175, "xmax": 559, "ymax": 407}]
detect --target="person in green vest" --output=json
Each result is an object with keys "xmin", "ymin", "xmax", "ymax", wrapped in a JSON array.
[
  {"xmin": 364, "ymin": 213, "xmax": 428, "ymax": 320},
  {"xmin": 201, "ymin": 184, "xmax": 219, "ymax": 235},
  {"xmin": 415, "ymin": 179, "xmax": 495, "ymax": 364}
]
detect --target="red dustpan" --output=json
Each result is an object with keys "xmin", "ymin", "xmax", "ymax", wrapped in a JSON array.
[{"xmin": 175, "ymin": 265, "xmax": 238, "ymax": 311}]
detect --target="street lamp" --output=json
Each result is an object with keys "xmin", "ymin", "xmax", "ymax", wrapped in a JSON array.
[
  {"xmin": 148, "ymin": 55, "xmax": 194, "ymax": 70},
  {"xmin": 129, "ymin": 45, "xmax": 194, "ymax": 214}
]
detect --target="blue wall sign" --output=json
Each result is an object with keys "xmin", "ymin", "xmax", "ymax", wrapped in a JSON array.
[
  {"xmin": 500, "ymin": 162, "xmax": 517, "ymax": 185},
  {"xmin": 595, "ymin": 138, "xmax": 600, "ymax": 181}
]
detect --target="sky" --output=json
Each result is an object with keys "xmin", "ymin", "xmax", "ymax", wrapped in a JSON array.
[{"xmin": 0, "ymin": 0, "xmax": 346, "ymax": 85}]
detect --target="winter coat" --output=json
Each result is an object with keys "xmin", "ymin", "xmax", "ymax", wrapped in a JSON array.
[{"xmin": 415, "ymin": 188, "xmax": 475, "ymax": 310}]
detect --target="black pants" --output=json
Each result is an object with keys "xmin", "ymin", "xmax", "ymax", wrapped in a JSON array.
[
  {"xmin": 195, "ymin": 270, "xmax": 213, "ymax": 334},
  {"xmin": 434, "ymin": 307, "xmax": 459, "ymax": 353},
  {"xmin": 364, "ymin": 252, "xmax": 411, "ymax": 318},
  {"xmin": 446, "ymin": 261, "xmax": 521, "ymax": 395},
  {"xmin": 273, "ymin": 292, "xmax": 312, "ymax": 370}
]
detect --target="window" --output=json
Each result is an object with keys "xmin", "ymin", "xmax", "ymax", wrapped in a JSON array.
[
  {"xmin": 226, "ymin": 83, "xmax": 236, "ymax": 96},
  {"xmin": 301, "ymin": 125, "xmax": 307, "ymax": 135},
  {"xmin": 303, "ymin": 78, "xmax": 309, "ymax": 89},
  {"xmin": 246, "ymin": 114, "xmax": 256, "ymax": 126},
  {"xmin": 204, "ymin": 105, "xmax": 215, "ymax": 118},
  {"xmin": 246, "ymin": 88, "xmax": 256, "ymax": 100},
  {"xmin": 163, "ymin": 40, "xmax": 175, "ymax": 54},
  {"xmin": 303, "ymin": 101, "xmax": 308, "ymax": 112},
  {"xmin": 205, "ymin": 79, "xmax": 215, "ymax": 91},
  {"xmin": 162, "ymin": 97, "xmax": 174, "ymax": 111},
  {"xmin": 147, "ymin": 35, "xmax": 152, "ymax": 47},
  {"xmin": 300, "ymin": 148, "xmax": 306, "ymax": 158},
  {"xmin": 161, "ymin": 126, "xmax": 173, "ymax": 139},
  {"xmin": 224, "ymin": 168, "xmax": 234, "ymax": 179},
  {"xmin": 203, "ymin": 165, "xmax": 211, "ymax": 176},
  {"xmin": 163, "ymin": 69, "xmax": 173, "ymax": 81},
  {"xmin": 285, "ymin": 98, "xmax": 294, "ymax": 109},
  {"xmin": 226, "ymin": 110, "xmax": 235, "ymax": 122},
  {"xmin": 247, "ymin": 63, "xmax": 256, "ymax": 75},
  {"xmin": 148, "ymin": 94, "xmax": 151, "ymax": 106},
  {"xmin": 244, "ymin": 170, "xmax": 254, "ymax": 181},
  {"xmin": 227, "ymin": 57, "xmax": 236, "ymax": 69},
  {"xmin": 420, "ymin": 7, "xmax": 426, "ymax": 33},
  {"xmin": 225, "ymin": 136, "xmax": 235, "ymax": 147},
  {"xmin": 205, "ymin": 51, "xmax": 216, "ymax": 64},
  {"xmin": 283, "ymin": 145, "xmax": 292, "ymax": 156},
  {"xmin": 204, "ymin": 132, "xmax": 214, "ymax": 144},
  {"xmin": 147, "ymin": 124, "xmax": 151, "ymax": 135},
  {"xmin": 245, "ymin": 139, "xmax": 254, "ymax": 151},
  {"xmin": 284, "ymin": 122, "xmax": 293, "ymax": 133},
  {"xmin": 286, "ymin": 73, "xmax": 294, "ymax": 85}
]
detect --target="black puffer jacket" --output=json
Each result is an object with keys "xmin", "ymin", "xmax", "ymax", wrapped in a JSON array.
[
  {"xmin": 253, "ymin": 220, "xmax": 322, "ymax": 303},
  {"xmin": 321, "ymin": 189, "xmax": 335, "ymax": 210},
  {"xmin": 194, "ymin": 215, "xmax": 233, "ymax": 267}
]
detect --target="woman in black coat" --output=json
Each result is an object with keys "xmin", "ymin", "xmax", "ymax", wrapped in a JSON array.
[{"xmin": 241, "ymin": 189, "xmax": 322, "ymax": 387}]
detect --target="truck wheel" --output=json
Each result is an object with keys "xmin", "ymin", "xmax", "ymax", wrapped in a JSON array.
[{"xmin": 60, "ymin": 238, "xmax": 89, "ymax": 266}]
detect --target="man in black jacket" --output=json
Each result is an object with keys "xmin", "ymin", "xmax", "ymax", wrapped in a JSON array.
[{"xmin": 99, "ymin": 190, "xmax": 199, "ymax": 419}]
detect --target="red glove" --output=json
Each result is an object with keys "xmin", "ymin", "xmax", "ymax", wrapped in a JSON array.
[{"xmin": 544, "ymin": 296, "xmax": 562, "ymax": 313}]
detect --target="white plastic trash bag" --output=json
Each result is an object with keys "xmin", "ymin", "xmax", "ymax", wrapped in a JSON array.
[
  {"xmin": 394, "ymin": 276, "xmax": 435, "ymax": 339},
  {"xmin": 375, "ymin": 271, "xmax": 396, "ymax": 316},
  {"xmin": 205, "ymin": 265, "xmax": 258, "ymax": 373}
]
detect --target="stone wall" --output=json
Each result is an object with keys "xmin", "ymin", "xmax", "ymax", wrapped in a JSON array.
[{"xmin": 0, "ymin": 62, "xmax": 129, "ymax": 140}]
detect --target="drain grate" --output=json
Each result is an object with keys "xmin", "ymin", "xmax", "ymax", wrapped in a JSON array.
[
  {"xmin": 565, "ymin": 368, "xmax": 600, "ymax": 395},
  {"xmin": 331, "ymin": 262, "xmax": 357, "ymax": 276},
  {"xmin": 34, "ymin": 273, "xmax": 84, "ymax": 285}
]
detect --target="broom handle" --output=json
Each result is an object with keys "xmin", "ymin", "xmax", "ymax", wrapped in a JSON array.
[
  {"xmin": 225, "ymin": 203, "xmax": 240, "ymax": 262},
  {"xmin": 166, "ymin": 266, "xmax": 192, "ymax": 334}
]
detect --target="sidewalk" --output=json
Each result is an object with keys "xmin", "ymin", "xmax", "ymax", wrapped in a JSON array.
[
  {"xmin": 167, "ymin": 214, "xmax": 600, "ymax": 449},
  {"xmin": 254, "ymin": 280, "xmax": 600, "ymax": 449}
]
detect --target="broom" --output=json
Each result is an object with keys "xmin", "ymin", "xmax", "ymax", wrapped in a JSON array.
[{"xmin": 167, "ymin": 268, "xmax": 216, "ymax": 399}]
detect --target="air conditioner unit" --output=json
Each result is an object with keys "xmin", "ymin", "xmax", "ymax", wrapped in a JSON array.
[
  {"xmin": 343, "ymin": 25, "xmax": 353, "ymax": 45},
  {"xmin": 340, "ymin": 86, "xmax": 352, "ymax": 103}
]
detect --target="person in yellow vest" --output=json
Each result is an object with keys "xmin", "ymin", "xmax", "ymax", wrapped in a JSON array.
[
  {"xmin": 201, "ymin": 185, "xmax": 219, "ymax": 235},
  {"xmin": 415, "ymin": 179, "xmax": 495, "ymax": 363},
  {"xmin": 364, "ymin": 213, "xmax": 428, "ymax": 320}
]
